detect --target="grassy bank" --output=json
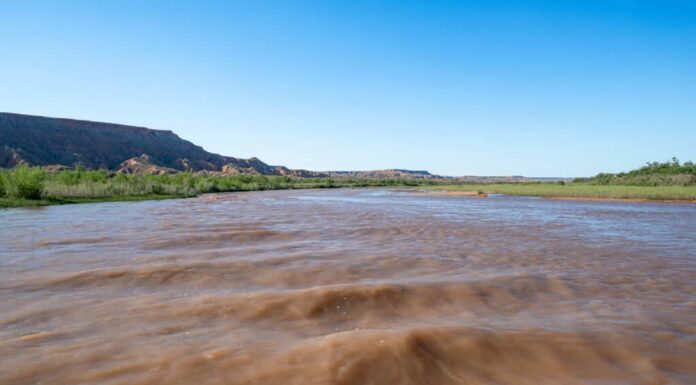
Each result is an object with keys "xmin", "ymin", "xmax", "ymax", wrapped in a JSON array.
[
  {"xmin": 425, "ymin": 159, "xmax": 696, "ymax": 202},
  {"xmin": 0, "ymin": 166, "xmax": 435, "ymax": 208},
  {"xmin": 3, "ymin": 160, "xmax": 695, "ymax": 208},
  {"xmin": 426, "ymin": 183, "xmax": 696, "ymax": 201}
]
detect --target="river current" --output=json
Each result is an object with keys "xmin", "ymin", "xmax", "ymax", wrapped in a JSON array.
[{"xmin": 1, "ymin": 189, "xmax": 695, "ymax": 384}]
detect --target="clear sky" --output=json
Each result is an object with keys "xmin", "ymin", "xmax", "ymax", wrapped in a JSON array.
[{"xmin": 1, "ymin": 0, "xmax": 694, "ymax": 177}]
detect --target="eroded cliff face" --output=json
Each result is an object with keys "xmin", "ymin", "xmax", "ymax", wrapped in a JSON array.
[{"xmin": 0, "ymin": 112, "xmax": 323, "ymax": 176}]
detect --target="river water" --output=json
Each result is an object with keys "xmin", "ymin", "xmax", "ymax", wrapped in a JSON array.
[{"xmin": 1, "ymin": 189, "xmax": 695, "ymax": 384}]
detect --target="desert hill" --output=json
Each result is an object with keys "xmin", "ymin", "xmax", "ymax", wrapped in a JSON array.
[{"xmin": 0, "ymin": 112, "xmax": 321, "ymax": 176}]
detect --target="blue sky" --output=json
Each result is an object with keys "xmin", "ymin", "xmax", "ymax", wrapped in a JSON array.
[{"xmin": 1, "ymin": 0, "xmax": 694, "ymax": 177}]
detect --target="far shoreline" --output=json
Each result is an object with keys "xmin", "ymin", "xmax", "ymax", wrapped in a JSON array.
[
  {"xmin": 408, "ymin": 189, "xmax": 696, "ymax": 204},
  {"xmin": 416, "ymin": 184, "xmax": 696, "ymax": 204},
  {"xmin": 543, "ymin": 196, "xmax": 696, "ymax": 204},
  {"xmin": 4, "ymin": 184, "xmax": 696, "ymax": 209}
]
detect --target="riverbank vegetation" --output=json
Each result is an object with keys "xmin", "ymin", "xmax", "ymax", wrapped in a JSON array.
[
  {"xmin": 428, "ymin": 159, "xmax": 696, "ymax": 201},
  {"xmin": 0, "ymin": 166, "xmax": 433, "ymax": 208},
  {"xmin": 2, "ymin": 159, "xmax": 695, "ymax": 208},
  {"xmin": 575, "ymin": 158, "xmax": 695, "ymax": 186}
]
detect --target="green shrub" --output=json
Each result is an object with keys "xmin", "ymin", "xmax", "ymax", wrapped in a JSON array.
[
  {"xmin": 0, "ymin": 166, "xmax": 452, "ymax": 203},
  {"xmin": 195, "ymin": 179, "xmax": 216, "ymax": 193},
  {"xmin": 0, "ymin": 166, "xmax": 46, "ymax": 199},
  {"xmin": 580, "ymin": 158, "xmax": 696, "ymax": 186}
]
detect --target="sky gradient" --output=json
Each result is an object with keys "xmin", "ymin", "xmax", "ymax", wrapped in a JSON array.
[{"xmin": 1, "ymin": 0, "xmax": 694, "ymax": 177}]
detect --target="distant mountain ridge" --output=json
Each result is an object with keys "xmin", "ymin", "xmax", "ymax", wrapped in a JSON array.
[
  {"xmin": 0, "ymin": 112, "xmax": 321, "ymax": 176},
  {"xmin": 326, "ymin": 169, "xmax": 438, "ymax": 179}
]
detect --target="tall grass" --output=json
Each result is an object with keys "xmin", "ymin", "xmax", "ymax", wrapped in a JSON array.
[
  {"xmin": 0, "ymin": 166, "xmax": 434, "ymax": 205},
  {"xmin": 0, "ymin": 166, "xmax": 45, "ymax": 199},
  {"xmin": 3, "ymin": 165, "xmax": 694, "ymax": 207}
]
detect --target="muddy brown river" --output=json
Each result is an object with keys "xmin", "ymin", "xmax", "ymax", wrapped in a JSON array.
[{"xmin": 1, "ymin": 189, "xmax": 695, "ymax": 384}]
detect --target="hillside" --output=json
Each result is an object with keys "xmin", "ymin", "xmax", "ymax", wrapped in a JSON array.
[{"xmin": 0, "ymin": 112, "xmax": 321, "ymax": 176}]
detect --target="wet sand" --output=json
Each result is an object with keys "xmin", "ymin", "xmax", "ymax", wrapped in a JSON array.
[
  {"xmin": 1, "ymin": 189, "xmax": 695, "ymax": 384},
  {"xmin": 410, "ymin": 190, "xmax": 489, "ymax": 197}
]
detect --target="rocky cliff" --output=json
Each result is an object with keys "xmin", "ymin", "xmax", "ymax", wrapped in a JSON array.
[{"xmin": 0, "ymin": 112, "xmax": 322, "ymax": 176}]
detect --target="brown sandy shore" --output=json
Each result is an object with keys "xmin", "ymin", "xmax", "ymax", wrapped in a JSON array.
[{"xmin": 408, "ymin": 190, "xmax": 489, "ymax": 197}]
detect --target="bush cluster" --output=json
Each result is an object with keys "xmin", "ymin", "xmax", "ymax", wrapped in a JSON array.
[
  {"xmin": 575, "ymin": 158, "xmax": 696, "ymax": 186},
  {"xmin": 0, "ymin": 166, "xmax": 435, "ymax": 202},
  {"xmin": 0, "ymin": 166, "xmax": 45, "ymax": 199}
]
